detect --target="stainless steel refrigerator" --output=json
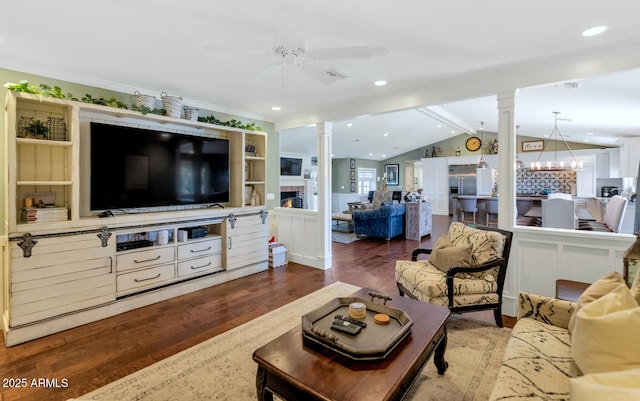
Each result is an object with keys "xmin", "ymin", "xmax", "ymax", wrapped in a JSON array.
[
  {"xmin": 449, "ymin": 164, "xmax": 478, "ymax": 214},
  {"xmin": 449, "ymin": 164, "xmax": 477, "ymax": 195}
]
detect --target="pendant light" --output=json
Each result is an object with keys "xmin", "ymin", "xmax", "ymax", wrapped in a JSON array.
[
  {"xmin": 515, "ymin": 125, "xmax": 525, "ymax": 169},
  {"xmin": 477, "ymin": 121, "xmax": 489, "ymax": 169},
  {"xmin": 529, "ymin": 112, "xmax": 583, "ymax": 171}
]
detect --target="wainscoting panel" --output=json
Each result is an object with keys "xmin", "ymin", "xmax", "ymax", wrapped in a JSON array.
[
  {"xmin": 272, "ymin": 207, "xmax": 329, "ymax": 270},
  {"xmin": 503, "ymin": 227, "xmax": 633, "ymax": 316}
]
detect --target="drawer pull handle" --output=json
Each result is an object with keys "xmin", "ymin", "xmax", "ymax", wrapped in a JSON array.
[
  {"xmin": 134, "ymin": 255, "xmax": 161, "ymax": 263},
  {"xmin": 134, "ymin": 273, "xmax": 161, "ymax": 282},
  {"xmin": 190, "ymin": 246, "xmax": 212, "ymax": 253},
  {"xmin": 190, "ymin": 262, "xmax": 212, "ymax": 270}
]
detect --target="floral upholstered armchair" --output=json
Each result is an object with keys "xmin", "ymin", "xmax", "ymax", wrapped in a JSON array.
[{"xmin": 395, "ymin": 222, "xmax": 513, "ymax": 326}]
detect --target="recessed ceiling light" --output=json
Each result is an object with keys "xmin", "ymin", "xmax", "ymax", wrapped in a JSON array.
[
  {"xmin": 437, "ymin": 124, "xmax": 442, "ymax": 128},
  {"xmin": 451, "ymin": 130, "xmax": 456, "ymax": 134},
  {"xmin": 374, "ymin": 80, "xmax": 387, "ymax": 86},
  {"xmin": 271, "ymin": 106, "xmax": 281, "ymax": 111},
  {"xmin": 346, "ymin": 123, "xmax": 353, "ymax": 127},
  {"xmin": 382, "ymin": 154, "xmax": 387, "ymax": 158},
  {"xmin": 582, "ymin": 25, "xmax": 607, "ymax": 37},
  {"xmin": 383, "ymin": 133, "xmax": 389, "ymax": 137},
  {"xmin": 369, "ymin": 153, "xmax": 374, "ymax": 156},
  {"xmin": 586, "ymin": 132, "xmax": 594, "ymax": 136},
  {"xmin": 583, "ymin": 139, "xmax": 591, "ymax": 142}
]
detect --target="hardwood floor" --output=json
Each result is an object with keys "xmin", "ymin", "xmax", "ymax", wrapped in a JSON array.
[{"xmin": 0, "ymin": 216, "xmax": 513, "ymax": 401}]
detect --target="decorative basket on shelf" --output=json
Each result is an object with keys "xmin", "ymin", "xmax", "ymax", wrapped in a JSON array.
[
  {"xmin": 134, "ymin": 91, "xmax": 156, "ymax": 110},
  {"xmin": 18, "ymin": 116, "xmax": 48, "ymax": 139},
  {"xmin": 161, "ymin": 92, "xmax": 183, "ymax": 118},
  {"xmin": 46, "ymin": 116, "xmax": 67, "ymax": 141},
  {"xmin": 183, "ymin": 106, "xmax": 199, "ymax": 121}
]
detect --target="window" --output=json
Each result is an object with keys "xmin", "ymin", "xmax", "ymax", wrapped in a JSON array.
[{"xmin": 357, "ymin": 168, "xmax": 376, "ymax": 194}]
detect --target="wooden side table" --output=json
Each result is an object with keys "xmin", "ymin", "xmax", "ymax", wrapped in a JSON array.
[
  {"xmin": 555, "ymin": 279, "xmax": 590, "ymax": 302},
  {"xmin": 405, "ymin": 201, "xmax": 432, "ymax": 240}
]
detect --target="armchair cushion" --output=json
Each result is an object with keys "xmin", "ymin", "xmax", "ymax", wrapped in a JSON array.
[
  {"xmin": 448, "ymin": 222, "xmax": 505, "ymax": 267},
  {"xmin": 428, "ymin": 235, "xmax": 472, "ymax": 273},
  {"xmin": 395, "ymin": 259, "xmax": 498, "ymax": 299}
]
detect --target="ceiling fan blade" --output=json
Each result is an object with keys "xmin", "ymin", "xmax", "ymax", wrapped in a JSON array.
[
  {"xmin": 254, "ymin": 61, "xmax": 284, "ymax": 82},
  {"xmin": 308, "ymin": 46, "xmax": 388, "ymax": 59},
  {"xmin": 204, "ymin": 45, "xmax": 269, "ymax": 57},
  {"xmin": 300, "ymin": 62, "xmax": 339, "ymax": 85}
]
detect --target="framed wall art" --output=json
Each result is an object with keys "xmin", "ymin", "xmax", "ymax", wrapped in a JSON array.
[
  {"xmin": 385, "ymin": 164, "xmax": 399, "ymax": 186},
  {"xmin": 350, "ymin": 158, "xmax": 356, "ymax": 169},
  {"xmin": 522, "ymin": 140, "xmax": 544, "ymax": 152},
  {"xmin": 350, "ymin": 181, "xmax": 356, "ymax": 192},
  {"xmin": 350, "ymin": 169, "xmax": 356, "ymax": 180}
]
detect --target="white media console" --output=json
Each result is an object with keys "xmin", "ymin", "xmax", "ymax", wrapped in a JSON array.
[{"xmin": 2, "ymin": 92, "xmax": 269, "ymax": 346}]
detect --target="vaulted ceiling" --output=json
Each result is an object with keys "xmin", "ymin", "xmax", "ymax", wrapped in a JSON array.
[{"xmin": 2, "ymin": 1, "xmax": 640, "ymax": 160}]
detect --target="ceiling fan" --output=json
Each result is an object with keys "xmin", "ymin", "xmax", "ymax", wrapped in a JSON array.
[{"xmin": 256, "ymin": 33, "xmax": 388, "ymax": 85}]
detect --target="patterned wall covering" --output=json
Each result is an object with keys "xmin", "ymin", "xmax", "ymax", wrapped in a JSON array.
[{"xmin": 516, "ymin": 170, "xmax": 577, "ymax": 195}]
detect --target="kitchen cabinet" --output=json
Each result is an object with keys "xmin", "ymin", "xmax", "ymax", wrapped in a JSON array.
[
  {"xmin": 596, "ymin": 148, "xmax": 620, "ymax": 178},
  {"xmin": 618, "ymin": 138, "xmax": 640, "ymax": 177},
  {"xmin": 576, "ymin": 165, "xmax": 595, "ymax": 197},
  {"xmin": 422, "ymin": 157, "xmax": 449, "ymax": 215}
]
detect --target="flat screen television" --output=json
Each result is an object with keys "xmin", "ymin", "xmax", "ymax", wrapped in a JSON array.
[
  {"xmin": 90, "ymin": 122, "xmax": 229, "ymax": 211},
  {"xmin": 280, "ymin": 157, "xmax": 303, "ymax": 176}
]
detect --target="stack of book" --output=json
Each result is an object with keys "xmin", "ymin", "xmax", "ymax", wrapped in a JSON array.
[{"xmin": 22, "ymin": 207, "xmax": 68, "ymax": 223}]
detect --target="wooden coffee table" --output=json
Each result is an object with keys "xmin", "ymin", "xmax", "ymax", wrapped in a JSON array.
[{"xmin": 253, "ymin": 287, "xmax": 450, "ymax": 401}]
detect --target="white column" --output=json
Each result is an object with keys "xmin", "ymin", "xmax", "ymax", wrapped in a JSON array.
[
  {"xmin": 317, "ymin": 122, "xmax": 333, "ymax": 269},
  {"xmin": 497, "ymin": 90, "xmax": 517, "ymax": 229}
]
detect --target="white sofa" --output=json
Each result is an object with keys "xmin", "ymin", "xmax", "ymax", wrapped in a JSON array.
[{"xmin": 489, "ymin": 271, "xmax": 640, "ymax": 400}]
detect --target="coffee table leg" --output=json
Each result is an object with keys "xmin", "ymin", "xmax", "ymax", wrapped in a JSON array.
[
  {"xmin": 434, "ymin": 330, "xmax": 448, "ymax": 375},
  {"xmin": 256, "ymin": 366, "xmax": 274, "ymax": 401}
]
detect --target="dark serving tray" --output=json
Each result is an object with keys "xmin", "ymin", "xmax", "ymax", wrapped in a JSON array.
[{"xmin": 301, "ymin": 295, "xmax": 413, "ymax": 361}]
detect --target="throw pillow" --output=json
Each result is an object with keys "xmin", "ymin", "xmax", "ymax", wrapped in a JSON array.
[
  {"xmin": 447, "ymin": 222, "xmax": 505, "ymax": 265},
  {"xmin": 428, "ymin": 236, "xmax": 472, "ymax": 273},
  {"xmin": 568, "ymin": 271, "xmax": 626, "ymax": 333},
  {"xmin": 571, "ymin": 284, "xmax": 640, "ymax": 374},
  {"xmin": 570, "ymin": 369, "xmax": 640, "ymax": 401}
]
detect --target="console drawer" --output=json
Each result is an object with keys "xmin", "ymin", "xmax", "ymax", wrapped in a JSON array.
[
  {"xmin": 177, "ymin": 254, "xmax": 223, "ymax": 277},
  {"xmin": 116, "ymin": 263, "xmax": 175, "ymax": 294},
  {"xmin": 116, "ymin": 247, "xmax": 175, "ymax": 272},
  {"xmin": 177, "ymin": 238, "xmax": 221, "ymax": 260}
]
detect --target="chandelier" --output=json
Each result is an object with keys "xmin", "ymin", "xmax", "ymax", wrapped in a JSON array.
[{"xmin": 529, "ymin": 112, "xmax": 583, "ymax": 171}]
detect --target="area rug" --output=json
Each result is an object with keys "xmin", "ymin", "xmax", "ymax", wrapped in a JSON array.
[
  {"xmin": 331, "ymin": 231, "xmax": 360, "ymax": 244},
  {"xmin": 73, "ymin": 282, "xmax": 510, "ymax": 401}
]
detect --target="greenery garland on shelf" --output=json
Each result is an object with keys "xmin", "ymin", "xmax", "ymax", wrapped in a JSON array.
[{"xmin": 3, "ymin": 80, "xmax": 263, "ymax": 131}]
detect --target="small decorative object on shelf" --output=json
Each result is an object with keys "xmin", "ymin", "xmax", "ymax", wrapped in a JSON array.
[
  {"xmin": 245, "ymin": 143, "xmax": 256, "ymax": 156},
  {"xmin": 486, "ymin": 138, "xmax": 499, "ymax": 154},
  {"xmin": 18, "ymin": 117, "xmax": 48, "ymax": 139},
  {"xmin": 133, "ymin": 91, "xmax": 156, "ymax": 109},
  {"xmin": 46, "ymin": 116, "xmax": 66, "ymax": 141},
  {"xmin": 183, "ymin": 106, "xmax": 199, "ymax": 121},
  {"xmin": 431, "ymin": 146, "xmax": 436, "ymax": 157},
  {"xmin": 456, "ymin": 146, "xmax": 461, "ymax": 156},
  {"xmin": 160, "ymin": 92, "xmax": 183, "ymax": 118}
]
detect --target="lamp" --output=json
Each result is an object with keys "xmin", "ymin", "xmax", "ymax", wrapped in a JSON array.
[
  {"xmin": 529, "ymin": 112, "xmax": 583, "ymax": 171},
  {"xmin": 623, "ymin": 233, "xmax": 640, "ymax": 287},
  {"xmin": 477, "ymin": 121, "xmax": 489, "ymax": 169}
]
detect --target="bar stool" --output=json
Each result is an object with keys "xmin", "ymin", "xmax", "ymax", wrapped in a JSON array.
[
  {"xmin": 485, "ymin": 198, "xmax": 499, "ymax": 226},
  {"xmin": 459, "ymin": 198, "xmax": 478, "ymax": 224}
]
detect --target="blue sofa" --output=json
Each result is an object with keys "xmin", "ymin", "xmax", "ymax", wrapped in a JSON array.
[{"xmin": 352, "ymin": 202, "xmax": 406, "ymax": 241}]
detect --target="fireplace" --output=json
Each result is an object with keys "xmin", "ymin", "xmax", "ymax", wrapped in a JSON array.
[{"xmin": 280, "ymin": 186, "xmax": 305, "ymax": 208}]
